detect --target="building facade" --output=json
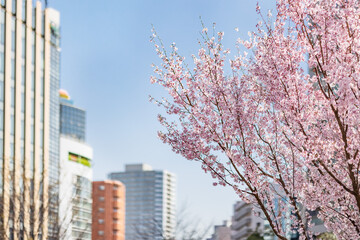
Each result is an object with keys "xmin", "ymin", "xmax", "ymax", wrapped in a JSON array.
[
  {"xmin": 208, "ymin": 220, "xmax": 231, "ymax": 240},
  {"xmin": 231, "ymin": 201, "xmax": 264, "ymax": 240},
  {"xmin": 109, "ymin": 164, "xmax": 176, "ymax": 240},
  {"xmin": 59, "ymin": 91, "xmax": 93, "ymax": 239},
  {"xmin": 92, "ymin": 180, "xmax": 125, "ymax": 240},
  {"xmin": 59, "ymin": 136, "xmax": 93, "ymax": 239},
  {"xmin": 0, "ymin": 1, "xmax": 60, "ymax": 239}
]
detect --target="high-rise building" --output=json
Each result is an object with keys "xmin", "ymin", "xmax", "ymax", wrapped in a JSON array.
[
  {"xmin": 59, "ymin": 91, "xmax": 93, "ymax": 239},
  {"xmin": 92, "ymin": 180, "xmax": 125, "ymax": 240},
  {"xmin": 231, "ymin": 201, "xmax": 264, "ymax": 240},
  {"xmin": 109, "ymin": 164, "xmax": 176, "ymax": 240},
  {"xmin": 0, "ymin": 1, "xmax": 60, "ymax": 239}
]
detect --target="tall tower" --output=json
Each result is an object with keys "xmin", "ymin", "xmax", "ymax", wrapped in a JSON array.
[
  {"xmin": 59, "ymin": 90, "xmax": 93, "ymax": 239},
  {"xmin": 0, "ymin": 1, "xmax": 60, "ymax": 239},
  {"xmin": 109, "ymin": 164, "xmax": 176, "ymax": 240}
]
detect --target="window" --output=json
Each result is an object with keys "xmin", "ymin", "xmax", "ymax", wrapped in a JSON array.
[
  {"xmin": 99, "ymin": 208, "xmax": 104, "ymax": 213},
  {"xmin": 98, "ymin": 219, "xmax": 104, "ymax": 224},
  {"xmin": 99, "ymin": 196, "xmax": 104, "ymax": 202},
  {"xmin": 98, "ymin": 231, "xmax": 104, "ymax": 236},
  {"xmin": 113, "ymin": 185, "xmax": 118, "ymax": 190},
  {"xmin": 99, "ymin": 185, "xmax": 105, "ymax": 190},
  {"xmin": 113, "ymin": 208, "xmax": 118, "ymax": 213}
]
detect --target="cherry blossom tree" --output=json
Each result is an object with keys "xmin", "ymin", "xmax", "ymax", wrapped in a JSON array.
[{"xmin": 150, "ymin": 0, "xmax": 360, "ymax": 239}]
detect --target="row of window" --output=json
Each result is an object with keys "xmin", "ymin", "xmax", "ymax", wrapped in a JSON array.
[
  {"xmin": 97, "ymin": 230, "xmax": 120, "ymax": 236},
  {"xmin": 97, "ymin": 218, "xmax": 122, "ymax": 224},
  {"xmin": 97, "ymin": 207, "xmax": 120, "ymax": 213},
  {"xmin": 98, "ymin": 184, "xmax": 121, "ymax": 191},
  {"xmin": 97, "ymin": 196, "xmax": 122, "ymax": 201}
]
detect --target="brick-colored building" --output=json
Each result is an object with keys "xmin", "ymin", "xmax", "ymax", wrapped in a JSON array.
[{"xmin": 92, "ymin": 180, "xmax": 126, "ymax": 240}]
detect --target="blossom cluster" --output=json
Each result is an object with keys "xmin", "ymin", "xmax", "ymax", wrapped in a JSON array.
[{"xmin": 151, "ymin": 1, "xmax": 360, "ymax": 239}]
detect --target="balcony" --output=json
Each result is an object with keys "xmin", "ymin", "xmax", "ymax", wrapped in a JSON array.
[
  {"xmin": 232, "ymin": 227, "xmax": 253, "ymax": 240},
  {"xmin": 113, "ymin": 189, "xmax": 122, "ymax": 197},
  {"xmin": 112, "ymin": 232, "xmax": 125, "ymax": 240},
  {"xmin": 234, "ymin": 201, "xmax": 248, "ymax": 211},
  {"xmin": 234, "ymin": 206, "xmax": 252, "ymax": 221},
  {"xmin": 112, "ymin": 222, "xmax": 122, "ymax": 230},
  {"xmin": 112, "ymin": 212, "xmax": 121, "ymax": 219},
  {"xmin": 113, "ymin": 200, "xmax": 122, "ymax": 209},
  {"xmin": 232, "ymin": 217, "xmax": 251, "ymax": 231}
]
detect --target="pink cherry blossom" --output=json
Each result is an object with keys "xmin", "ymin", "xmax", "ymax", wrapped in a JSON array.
[{"xmin": 151, "ymin": 1, "xmax": 360, "ymax": 239}]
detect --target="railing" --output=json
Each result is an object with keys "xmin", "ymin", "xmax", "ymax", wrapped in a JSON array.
[
  {"xmin": 112, "ymin": 212, "xmax": 120, "ymax": 219},
  {"xmin": 112, "ymin": 222, "xmax": 122, "ymax": 230},
  {"xmin": 113, "ymin": 200, "xmax": 122, "ymax": 208},
  {"xmin": 113, "ymin": 189, "xmax": 122, "ymax": 197},
  {"xmin": 233, "ymin": 206, "xmax": 252, "ymax": 221},
  {"xmin": 232, "ymin": 227, "xmax": 253, "ymax": 240},
  {"xmin": 232, "ymin": 217, "xmax": 251, "ymax": 231},
  {"xmin": 234, "ymin": 201, "xmax": 248, "ymax": 211}
]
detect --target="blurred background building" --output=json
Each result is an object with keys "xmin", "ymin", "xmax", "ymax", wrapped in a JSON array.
[
  {"xmin": 58, "ymin": 90, "xmax": 93, "ymax": 239},
  {"xmin": 109, "ymin": 163, "xmax": 176, "ymax": 240},
  {"xmin": 207, "ymin": 220, "xmax": 231, "ymax": 240},
  {"xmin": 92, "ymin": 180, "xmax": 125, "ymax": 240},
  {"xmin": 231, "ymin": 201, "xmax": 264, "ymax": 240}
]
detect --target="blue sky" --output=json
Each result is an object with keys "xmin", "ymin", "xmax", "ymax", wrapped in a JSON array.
[{"xmin": 49, "ymin": 0, "xmax": 275, "ymax": 233}]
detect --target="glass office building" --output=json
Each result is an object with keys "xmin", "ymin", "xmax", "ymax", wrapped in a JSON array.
[
  {"xmin": 0, "ymin": 1, "xmax": 60, "ymax": 239},
  {"xmin": 60, "ymin": 90, "xmax": 86, "ymax": 141},
  {"xmin": 109, "ymin": 164, "xmax": 176, "ymax": 240},
  {"xmin": 48, "ymin": 5, "xmax": 61, "ymax": 240}
]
